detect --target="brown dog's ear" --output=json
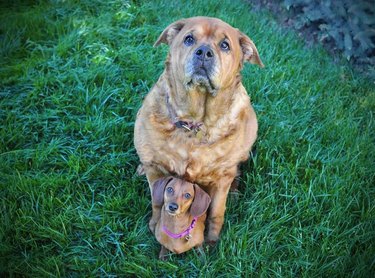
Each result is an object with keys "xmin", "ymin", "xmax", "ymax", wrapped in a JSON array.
[
  {"xmin": 190, "ymin": 184, "xmax": 211, "ymax": 217},
  {"xmin": 239, "ymin": 32, "xmax": 264, "ymax": 68},
  {"xmin": 151, "ymin": 177, "xmax": 173, "ymax": 206},
  {"xmin": 154, "ymin": 19, "xmax": 187, "ymax": 47}
]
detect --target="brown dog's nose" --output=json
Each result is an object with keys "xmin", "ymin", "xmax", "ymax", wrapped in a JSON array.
[
  {"xmin": 168, "ymin": 203, "xmax": 178, "ymax": 212},
  {"xmin": 195, "ymin": 45, "xmax": 214, "ymax": 60}
]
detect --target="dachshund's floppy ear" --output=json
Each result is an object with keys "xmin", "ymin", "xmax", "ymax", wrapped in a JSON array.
[
  {"xmin": 151, "ymin": 177, "xmax": 173, "ymax": 206},
  {"xmin": 154, "ymin": 19, "xmax": 187, "ymax": 47},
  {"xmin": 190, "ymin": 184, "xmax": 211, "ymax": 217}
]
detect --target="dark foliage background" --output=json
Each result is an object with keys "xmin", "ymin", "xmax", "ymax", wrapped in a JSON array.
[{"xmin": 252, "ymin": 0, "xmax": 375, "ymax": 79}]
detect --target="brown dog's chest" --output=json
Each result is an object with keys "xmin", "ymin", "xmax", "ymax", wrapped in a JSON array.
[{"xmin": 156, "ymin": 131, "xmax": 241, "ymax": 186}]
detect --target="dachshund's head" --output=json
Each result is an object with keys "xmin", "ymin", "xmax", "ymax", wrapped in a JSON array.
[{"xmin": 152, "ymin": 177, "xmax": 211, "ymax": 217}]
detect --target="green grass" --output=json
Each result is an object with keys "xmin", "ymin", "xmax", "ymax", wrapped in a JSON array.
[{"xmin": 1, "ymin": 0, "xmax": 374, "ymax": 276}]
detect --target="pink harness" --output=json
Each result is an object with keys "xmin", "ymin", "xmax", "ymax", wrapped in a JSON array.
[{"xmin": 162, "ymin": 217, "xmax": 198, "ymax": 241}]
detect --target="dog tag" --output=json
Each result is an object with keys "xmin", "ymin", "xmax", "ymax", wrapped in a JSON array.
[
  {"xmin": 195, "ymin": 130, "xmax": 203, "ymax": 140},
  {"xmin": 185, "ymin": 234, "xmax": 192, "ymax": 241}
]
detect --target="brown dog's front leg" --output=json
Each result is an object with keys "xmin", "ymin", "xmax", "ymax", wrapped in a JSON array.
[
  {"xmin": 145, "ymin": 167, "xmax": 165, "ymax": 234},
  {"xmin": 206, "ymin": 184, "xmax": 231, "ymax": 244},
  {"xmin": 149, "ymin": 205, "xmax": 161, "ymax": 235}
]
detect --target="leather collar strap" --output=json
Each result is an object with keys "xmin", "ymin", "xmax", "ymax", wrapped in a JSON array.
[{"xmin": 166, "ymin": 94, "xmax": 203, "ymax": 133}]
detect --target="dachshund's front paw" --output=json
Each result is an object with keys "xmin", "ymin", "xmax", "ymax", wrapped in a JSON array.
[
  {"xmin": 159, "ymin": 246, "xmax": 168, "ymax": 260},
  {"xmin": 195, "ymin": 244, "xmax": 205, "ymax": 256}
]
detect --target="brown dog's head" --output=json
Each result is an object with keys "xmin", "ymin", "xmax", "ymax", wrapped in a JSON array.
[
  {"xmin": 152, "ymin": 177, "xmax": 211, "ymax": 217},
  {"xmin": 154, "ymin": 16, "xmax": 263, "ymax": 96}
]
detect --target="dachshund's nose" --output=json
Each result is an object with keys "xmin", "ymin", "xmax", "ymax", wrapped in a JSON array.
[{"xmin": 168, "ymin": 203, "xmax": 178, "ymax": 212}]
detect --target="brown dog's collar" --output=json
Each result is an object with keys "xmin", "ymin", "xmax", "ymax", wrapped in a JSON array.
[
  {"xmin": 166, "ymin": 95, "xmax": 204, "ymax": 136},
  {"xmin": 174, "ymin": 120, "xmax": 203, "ymax": 133}
]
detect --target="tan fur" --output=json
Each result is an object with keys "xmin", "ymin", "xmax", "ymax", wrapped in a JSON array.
[
  {"xmin": 134, "ymin": 16, "xmax": 263, "ymax": 243},
  {"xmin": 152, "ymin": 177, "xmax": 210, "ymax": 259}
]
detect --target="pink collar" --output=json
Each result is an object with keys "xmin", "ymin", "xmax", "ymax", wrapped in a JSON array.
[{"xmin": 162, "ymin": 217, "xmax": 198, "ymax": 240}]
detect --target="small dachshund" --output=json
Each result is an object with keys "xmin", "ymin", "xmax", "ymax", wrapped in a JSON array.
[{"xmin": 151, "ymin": 177, "xmax": 211, "ymax": 259}]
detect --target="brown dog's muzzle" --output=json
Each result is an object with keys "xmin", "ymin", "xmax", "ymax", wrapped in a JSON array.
[
  {"xmin": 193, "ymin": 44, "xmax": 214, "ymax": 71},
  {"xmin": 186, "ymin": 44, "xmax": 218, "ymax": 96},
  {"xmin": 192, "ymin": 44, "xmax": 215, "ymax": 80}
]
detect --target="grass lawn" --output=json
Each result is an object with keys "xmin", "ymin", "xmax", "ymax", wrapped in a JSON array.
[{"xmin": 1, "ymin": 0, "xmax": 374, "ymax": 276}]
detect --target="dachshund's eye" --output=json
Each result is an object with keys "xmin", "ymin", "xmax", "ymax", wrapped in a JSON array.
[
  {"xmin": 184, "ymin": 193, "xmax": 191, "ymax": 199},
  {"xmin": 166, "ymin": 187, "xmax": 174, "ymax": 194},
  {"xmin": 184, "ymin": 35, "xmax": 195, "ymax": 46},
  {"xmin": 220, "ymin": 40, "xmax": 230, "ymax": 51}
]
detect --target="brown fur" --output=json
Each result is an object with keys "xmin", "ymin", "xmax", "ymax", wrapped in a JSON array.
[
  {"xmin": 152, "ymin": 177, "xmax": 211, "ymax": 259},
  {"xmin": 134, "ymin": 16, "xmax": 263, "ymax": 243}
]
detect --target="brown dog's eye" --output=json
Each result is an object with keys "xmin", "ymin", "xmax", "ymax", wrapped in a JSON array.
[
  {"xmin": 220, "ymin": 40, "xmax": 230, "ymax": 51},
  {"xmin": 184, "ymin": 35, "xmax": 195, "ymax": 46},
  {"xmin": 184, "ymin": 193, "xmax": 191, "ymax": 199},
  {"xmin": 166, "ymin": 187, "xmax": 174, "ymax": 194}
]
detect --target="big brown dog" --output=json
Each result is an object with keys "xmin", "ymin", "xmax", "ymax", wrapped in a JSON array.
[{"xmin": 134, "ymin": 16, "xmax": 263, "ymax": 243}]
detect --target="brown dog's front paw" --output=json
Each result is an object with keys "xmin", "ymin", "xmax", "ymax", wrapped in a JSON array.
[
  {"xmin": 205, "ymin": 216, "xmax": 223, "ymax": 245},
  {"xmin": 205, "ymin": 234, "xmax": 219, "ymax": 246},
  {"xmin": 136, "ymin": 164, "xmax": 145, "ymax": 175},
  {"xmin": 205, "ymin": 240, "xmax": 218, "ymax": 247},
  {"xmin": 148, "ymin": 220, "xmax": 157, "ymax": 235}
]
